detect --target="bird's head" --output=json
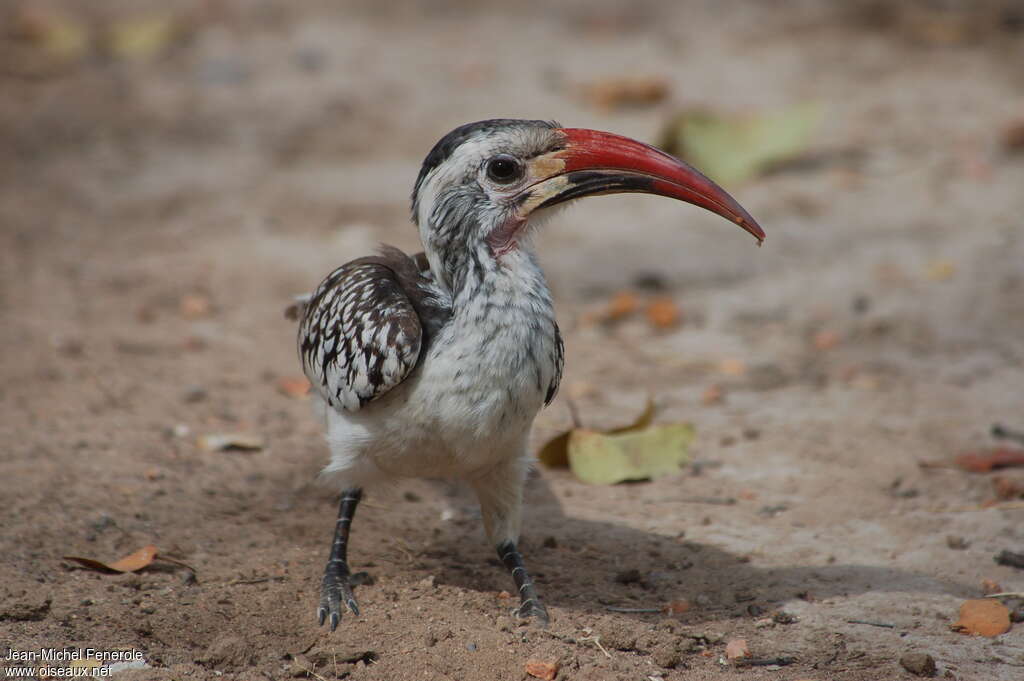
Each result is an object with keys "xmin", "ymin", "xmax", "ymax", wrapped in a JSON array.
[{"xmin": 411, "ymin": 119, "xmax": 764, "ymax": 292}]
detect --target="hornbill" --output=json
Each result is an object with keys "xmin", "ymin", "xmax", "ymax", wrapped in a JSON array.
[{"xmin": 292, "ymin": 119, "xmax": 764, "ymax": 630}]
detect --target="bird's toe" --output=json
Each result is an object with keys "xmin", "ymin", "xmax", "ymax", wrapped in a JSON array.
[
  {"xmin": 514, "ymin": 599, "xmax": 550, "ymax": 626},
  {"xmin": 319, "ymin": 568, "xmax": 360, "ymax": 630}
]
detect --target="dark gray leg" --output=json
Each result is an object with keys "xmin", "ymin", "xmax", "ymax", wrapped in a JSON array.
[
  {"xmin": 497, "ymin": 540, "xmax": 549, "ymax": 625},
  {"xmin": 318, "ymin": 488, "xmax": 362, "ymax": 631}
]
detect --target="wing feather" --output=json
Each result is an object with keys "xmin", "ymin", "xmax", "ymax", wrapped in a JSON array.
[{"xmin": 298, "ymin": 260, "xmax": 422, "ymax": 411}]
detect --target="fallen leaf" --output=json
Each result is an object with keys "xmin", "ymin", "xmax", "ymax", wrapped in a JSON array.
[
  {"xmin": 659, "ymin": 104, "xmax": 822, "ymax": 185},
  {"xmin": 951, "ymin": 599, "xmax": 1011, "ymax": 637},
  {"xmin": 179, "ymin": 293, "xmax": 211, "ymax": 319},
  {"xmin": 954, "ymin": 449, "xmax": 1024, "ymax": 473},
  {"xmin": 662, "ymin": 599, "xmax": 690, "ymax": 615},
  {"xmin": 812, "ymin": 329, "xmax": 841, "ymax": 351},
  {"xmin": 537, "ymin": 430, "xmax": 572, "ymax": 468},
  {"xmin": 925, "ymin": 259, "xmax": 956, "ymax": 282},
  {"xmin": 276, "ymin": 376, "xmax": 310, "ymax": 398},
  {"xmin": 725, "ymin": 638, "xmax": 750, "ymax": 660},
  {"xmin": 14, "ymin": 6, "xmax": 90, "ymax": 60},
  {"xmin": 197, "ymin": 433, "xmax": 264, "ymax": 452},
  {"xmin": 607, "ymin": 290, "xmax": 640, "ymax": 321},
  {"xmin": 581, "ymin": 76, "xmax": 669, "ymax": 111},
  {"xmin": 646, "ymin": 297, "xmax": 682, "ymax": 330},
  {"xmin": 608, "ymin": 397, "xmax": 657, "ymax": 434},
  {"xmin": 65, "ymin": 545, "xmax": 158, "ymax": 573},
  {"xmin": 525, "ymin": 659, "xmax": 560, "ymax": 681},
  {"xmin": 539, "ymin": 398, "xmax": 656, "ymax": 468},
  {"xmin": 567, "ymin": 422, "xmax": 694, "ymax": 485},
  {"xmin": 701, "ymin": 384, "xmax": 724, "ymax": 405},
  {"xmin": 107, "ymin": 15, "xmax": 179, "ymax": 60},
  {"xmin": 718, "ymin": 358, "xmax": 747, "ymax": 376}
]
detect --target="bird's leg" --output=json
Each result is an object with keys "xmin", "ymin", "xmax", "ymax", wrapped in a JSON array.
[
  {"xmin": 496, "ymin": 540, "xmax": 548, "ymax": 624},
  {"xmin": 470, "ymin": 458, "xmax": 550, "ymax": 625},
  {"xmin": 318, "ymin": 487, "xmax": 362, "ymax": 631}
]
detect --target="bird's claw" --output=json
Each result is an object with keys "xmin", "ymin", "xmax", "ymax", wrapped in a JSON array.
[
  {"xmin": 513, "ymin": 598, "xmax": 550, "ymax": 627},
  {"xmin": 318, "ymin": 563, "xmax": 360, "ymax": 631}
]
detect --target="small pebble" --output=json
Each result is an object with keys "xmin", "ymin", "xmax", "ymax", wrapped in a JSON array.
[
  {"xmin": 651, "ymin": 643, "xmax": 680, "ymax": 669},
  {"xmin": 614, "ymin": 569, "xmax": 642, "ymax": 584},
  {"xmin": 946, "ymin": 536, "xmax": 969, "ymax": 550},
  {"xmin": 772, "ymin": 611, "xmax": 797, "ymax": 625},
  {"xmin": 899, "ymin": 652, "xmax": 937, "ymax": 677},
  {"xmin": 183, "ymin": 385, "xmax": 207, "ymax": 403},
  {"xmin": 466, "ymin": 642, "xmax": 477, "ymax": 652}
]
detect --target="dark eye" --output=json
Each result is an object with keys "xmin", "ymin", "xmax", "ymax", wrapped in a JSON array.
[{"xmin": 486, "ymin": 155, "xmax": 522, "ymax": 184}]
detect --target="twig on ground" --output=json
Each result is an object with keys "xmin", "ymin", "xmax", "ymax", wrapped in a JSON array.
[
  {"xmin": 578, "ymin": 636, "xmax": 613, "ymax": 659},
  {"xmin": 984, "ymin": 592, "xmax": 1024, "ymax": 599},
  {"xmin": 735, "ymin": 656, "xmax": 796, "ymax": 668},
  {"xmin": 846, "ymin": 619, "xmax": 895, "ymax": 629},
  {"xmin": 541, "ymin": 629, "xmax": 614, "ymax": 659}
]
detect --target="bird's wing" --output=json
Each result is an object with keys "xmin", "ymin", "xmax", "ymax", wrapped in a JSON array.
[{"xmin": 298, "ymin": 258, "xmax": 423, "ymax": 411}]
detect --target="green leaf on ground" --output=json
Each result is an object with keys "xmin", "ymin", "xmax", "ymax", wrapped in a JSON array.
[
  {"xmin": 658, "ymin": 104, "xmax": 822, "ymax": 185},
  {"xmin": 567, "ymin": 423, "xmax": 695, "ymax": 485}
]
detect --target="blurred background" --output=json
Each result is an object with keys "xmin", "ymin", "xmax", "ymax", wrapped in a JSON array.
[{"xmin": 2, "ymin": 1, "xmax": 1023, "ymax": 679}]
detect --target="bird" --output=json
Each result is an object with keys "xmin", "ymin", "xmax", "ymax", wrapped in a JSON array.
[{"xmin": 291, "ymin": 119, "xmax": 764, "ymax": 631}]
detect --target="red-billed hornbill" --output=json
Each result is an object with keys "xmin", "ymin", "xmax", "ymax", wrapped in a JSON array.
[{"xmin": 294, "ymin": 119, "xmax": 764, "ymax": 630}]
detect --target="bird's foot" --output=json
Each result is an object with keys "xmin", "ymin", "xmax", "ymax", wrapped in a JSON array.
[
  {"xmin": 513, "ymin": 598, "xmax": 550, "ymax": 626},
  {"xmin": 317, "ymin": 560, "xmax": 360, "ymax": 631}
]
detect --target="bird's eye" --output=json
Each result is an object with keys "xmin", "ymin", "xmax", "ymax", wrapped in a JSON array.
[{"xmin": 486, "ymin": 155, "xmax": 522, "ymax": 184}]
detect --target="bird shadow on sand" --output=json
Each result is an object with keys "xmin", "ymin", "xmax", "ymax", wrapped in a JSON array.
[{"xmin": 397, "ymin": 473, "xmax": 975, "ymax": 625}]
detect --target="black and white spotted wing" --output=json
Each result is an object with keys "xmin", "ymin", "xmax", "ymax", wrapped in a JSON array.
[{"xmin": 298, "ymin": 259, "xmax": 423, "ymax": 412}]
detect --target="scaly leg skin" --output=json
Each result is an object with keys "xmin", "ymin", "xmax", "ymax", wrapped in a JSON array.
[
  {"xmin": 318, "ymin": 488, "xmax": 362, "ymax": 631},
  {"xmin": 470, "ymin": 456, "xmax": 550, "ymax": 625},
  {"xmin": 497, "ymin": 540, "xmax": 550, "ymax": 624}
]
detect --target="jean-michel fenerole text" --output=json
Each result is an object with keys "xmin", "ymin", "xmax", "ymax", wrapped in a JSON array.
[{"xmin": 5, "ymin": 649, "xmax": 143, "ymax": 663}]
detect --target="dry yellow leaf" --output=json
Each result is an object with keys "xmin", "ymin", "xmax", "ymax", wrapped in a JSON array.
[
  {"xmin": 646, "ymin": 297, "xmax": 682, "ymax": 330},
  {"xmin": 607, "ymin": 290, "xmax": 639, "ymax": 321},
  {"xmin": 925, "ymin": 259, "xmax": 956, "ymax": 282},
  {"xmin": 951, "ymin": 599, "xmax": 1011, "ymax": 637},
  {"xmin": 65, "ymin": 545, "xmax": 158, "ymax": 573},
  {"xmin": 718, "ymin": 358, "xmax": 747, "ymax": 376}
]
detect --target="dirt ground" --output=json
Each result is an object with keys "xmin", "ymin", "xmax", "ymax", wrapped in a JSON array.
[{"xmin": 3, "ymin": 1, "xmax": 1024, "ymax": 679}]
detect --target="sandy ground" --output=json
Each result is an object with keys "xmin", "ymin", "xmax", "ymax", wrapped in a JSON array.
[{"xmin": 2, "ymin": 1, "xmax": 1024, "ymax": 679}]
